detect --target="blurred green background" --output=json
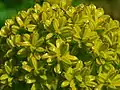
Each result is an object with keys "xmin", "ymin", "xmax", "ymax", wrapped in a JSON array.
[{"xmin": 0, "ymin": 0, "xmax": 120, "ymax": 28}]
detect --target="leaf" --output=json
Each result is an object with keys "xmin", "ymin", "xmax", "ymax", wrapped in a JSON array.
[
  {"xmin": 6, "ymin": 38, "xmax": 15, "ymax": 47},
  {"xmin": 96, "ymin": 8, "xmax": 104, "ymax": 18},
  {"xmin": 32, "ymin": 13, "xmax": 39, "ymax": 21},
  {"xmin": 61, "ymin": 80, "xmax": 70, "ymax": 87},
  {"xmin": 73, "ymin": 14, "xmax": 80, "ymax": 24},
  {"xmin": 65, "ymin": 54, "xmax": 78, "ymax": 61},
  {"xmin": 45, "ymin": 20, "xmax": 51, "ymax": 27},
  {"xmin": 82, "ymin": 27, "xmax": 91, "ymax": 40},
  {"xmin": 34, "ymin": 52, "xmax": 41, "ymax": 60},
  {"xmin": 86, "ymin": 81, "xmax": 97, "ymax": 87},
  {"xmin": 25, "ymin": 74, "xmax": 36, "ymax": 84},
  {"xmin": 17, "ymin": 48, "xmax": 27, "ymax": 55},
  {"xmin": 22, "ymin": 64, "xmax": 33, "ymax": 72},
  {"xmin": 14, "ymin": 34, "xmax": 21, "ymax": 43},
  {"xmin": 5, "ymin": 49, "xmax": 14, "ymax": 57},
  {"xmin": 97, "ymin": 73, "xmax": 107, "ymax": 83},
  {"xmin": 4, "ymin": 65, "xmax": 11, "ymax": 74},
  {"xmin": 62, "ymin": 58, "xmax": 72, "ymax": 65},
  {"xmin": 11, "ymin": 25, "xmax": 20, "ymax": 34},
  {"xmin": 16, "ymin": 16, "xmax": 24, "ymax": 27},
  {"xmin": 48, "ymin": 42, "xmax": 56, "ymax": 52},
  {"xmin": 31, "ymin": 83, "xmax": 36, "ymax": 90},
  {"xmin": 20, "ymin": 11, "xmax": 27, "ymax": 19},
  {"xmin": 111, "ymin": 82, "xmax": 120, "ymax": 86},
  {"xmin": 17, "ymin": 41, "xmax": 31, "ymax": 46},
  {"xmin": 75, "ymin": 61, "xmax": 83, "ymax": 70},
  {"xmin": 60, "ymin": 43, "xmax": 69, "ymax": 56},
  {"xmin": 103, "ymin": 34, "xmax": 112, "ymax": 46},
  {"xmin": 26, "ymin": 24, "xmax": 36, "ymax": 32},
  {"xmin": 36, "ymin": 47, "xmax": 45, "ymax": 53},
  {"xmin": 46, "ymin": 33, "xmax": 53, "ymax": 40},
  {"xmin": 5, "ymin": 18, "xmax": 14, "ymax": 25},
  {"xmin": 70, "ymin": 80, "xmax": 77, "ymax": 90},
  {"xmin": 31, "ymin": 56, "xmax": 37, "ymax": 70},
  {"xmin": 22, "ymin": 34, "xmax": 30, "ymax": 41},
  {"xmin": 42, "ymin": 2, "xmax": 50, "ymax": 10},
  {"xmin": 8, "ymin": 77, "xmax": 13, "ymax": 83},
  {"xmin": 53, "ymin": 18, "xmax": 59, "ymax": 33},
  {"xmin": 40, "ymin": 75, "xmax": 47, "ymax": 80},
  {"xmin": 34, "ymin": 3, "xmax": 41, "ymax": 12},
  {"xmin": 66, "ymin": 7, "xmax": 76, "ymax": 17},
  {"xmin": 42, "ymin": 12, "xmax": 47, "ymax": 22},
  {"xmin": 0, "ymin": 26, "xmax": 7, "ymax": 37},
  {"xmin": 73, "ymin": 24, "xmax": 81, "ymax": 38},
  {"xmin": 26, "ymin": 79, "xmax": 36, "ymax": 84},
  {"xmin": 32, "ymin": 31, "xmax": 39, "ymax": 46},
  {"xmin": 42, "ymin": 53, "xmax": 50, "ymax": 59},
  {"xmin": 0, "ymin": 69, "xmax": 3, "ymax": 74},
  {"xmin": 85, "ymin": 75, "xmax": 95, "ymax": 82},
  {"xmin": 0, "ymin": 74, "xmax": 8, "ymax": 80},
  {"xmin": 65, "ymin": 73, "xmax": 73, "ymax": 81},
  {"xmin": 75, "ymin": 75, "xmax": 82, "ymax": 82},
  {"xmin": 54, "ymin": 63, "xmax": 61, "ymax": 74},
  {"xmin": 35, "ymin": 37, "xmax": 44, "ymax": 47},
  {"xmin": 56, "ymin": 39, "xmax": 64, "ymax": 48},
  {"xmin": 59, "ymin": 16, "xmax": 67, "ymax": 27},
  {"xmin": 95, "ymin": 84, "xmax": 104, "ymax": 90}
]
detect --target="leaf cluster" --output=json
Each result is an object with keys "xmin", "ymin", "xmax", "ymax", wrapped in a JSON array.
[{"xmin": 0, "ymin": 1, "xmax": 120, "ymax": 90}]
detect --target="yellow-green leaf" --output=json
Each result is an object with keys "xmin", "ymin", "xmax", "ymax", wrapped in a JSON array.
[
  {"xmin": 53, "ymin": 18, "xmax": 59, "ymax": 33},
  {"xmin": 46, "ymin": 33, "xmax": 53, "ymax": 40},
  {"xmin": 26, "ymin": 24, "xmax": 36, "ymax": 32},
  {"xmin": 6, "ymin": 38, "xmax": 15, "ymax": 47},
  {"xmin": 31, "ymin": 83, "xmax": 36, "ymax": 90},
  {"xmin": 54, "ymin": 63, "xmax": 61, "ymax": 74},
  {"xmin": 0, "ymin": 74, "xmax": 8, "ymax": 80},
  {"xmin": 32, "ymin": 13, "xmax": 39, "ymax": 21},
  {"xmin": 42, "ymin": 12, "xmax": 47, "ymax": 22},
  {"xmin": 17, "ymin": 41, "xmax": 31, "ymax": 46},
  {"xmin": 22, "ymin": 61, "xmax": 33, "ymax": 72},
  {"xmin": 16, "ymin": 16, "xmax": 24, "ymax": 27},
  {"xmin": 36, "ymin": 47, "xmax": 45, "ymax": 52},
  {"xmin": 31, "ymin": 56, "xmax": 37, "ymax": 70},
  {"xmin": 61, "ymin": 80, "xmax": 70, "ymax": 87},
  {"xmin": 17, "ymin": 48, "xmax": 27, "ymax": 55}
]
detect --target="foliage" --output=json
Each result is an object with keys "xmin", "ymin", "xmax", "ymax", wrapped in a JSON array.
[
  {"xmin": 0, "ymin": 0, "xmax": 35, "ymax": 28},
  {"xmin": 0, "ymin": 1, "xmax": 120, "ymax": 90}
]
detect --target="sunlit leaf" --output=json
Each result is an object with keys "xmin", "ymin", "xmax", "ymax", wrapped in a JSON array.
[
  {"xmin": 53, "ymin": 18, "xmax": 59, "ymax": 33},
  {"xmin": 31, "ymin": 83, "xmax": 36, "ymax": 90},
  {"xmin": 54, "ymin": 63, "xmax": 61, "ymax": 74},
  {"xmin": 0, "ymin": 74, "xmax": 8, "ymax": 80},
  {"xmin": 16, "ymin": 16, "xmax": 24, "ymax": 27},
  {"xmin": 61, "ymin": 80, "xmax": 70, "ymax": 87}
]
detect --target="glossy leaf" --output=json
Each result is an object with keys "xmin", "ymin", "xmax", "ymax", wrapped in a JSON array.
[
  {"xmin": 16, "ymin": 16, "xmax": 24, "ymax": 27},
  {"xmin": 42, "ymin": 12, "xmax": 47, "ymax": 22},
  {"xmin": 31, "ymin": 83, "xmax": 36, "ymax": 90},
  {"xmin": 31, "ymin": 56, "xmax": 37, "ymax": 70},
  {"xmin": 0, "ymin": 74, "xmax": 8, "ymax": 80},
  {"xmin": 65, "ymin": 73, "xmax": 73, "ymax": 81},
  {"xmin": 22, "ymin": 61, "xmax": 33, "ymax": 72},
  {"xmin": 26, "ymin": 24, "xmax": 36, "ymax": 32},
  {"xmin": 53, "ymin": 18, "xmax": 59, "ymax": 33},
  {"xmin": 61, "ymin": 80, "xmax": 70, "ymax": 87},
  {"xmin": 17, "ymin": 41, "xmax": 31, "ymax": 46},
  {"xmin": 54, "ymin": 63, "xmax": 61, "ymax": 74}
]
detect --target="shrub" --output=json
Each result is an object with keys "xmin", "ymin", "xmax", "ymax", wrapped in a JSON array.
[{"xmin": 0, "ymin": 1, "xmax": 120, "ymax": 90}]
